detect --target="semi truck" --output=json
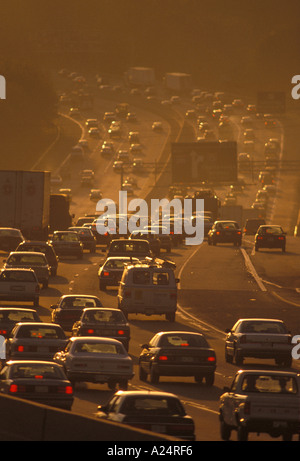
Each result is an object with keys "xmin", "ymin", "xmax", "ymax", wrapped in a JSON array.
[
  {"xmin": 0, "ymin": 170, "xmax": 50, "ymax": 240},
  {"xmin": 126, "ymin": 67, "xmax": 156, "ymax": 87},
  {"xmin": 163, "ymin": 73, "xmax": 192, "ymax": 93}
]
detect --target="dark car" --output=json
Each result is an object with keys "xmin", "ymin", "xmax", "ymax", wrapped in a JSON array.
[
  {"xmin": 68, "ymin": 227, "xmax": 97, "ymax": 253},
  {"xmin": 0, "ymin": 360, "xmax": 73, "ymax": 410},
  {"xmin": 5, "ymin": 322, "xmax": 67, "ymax": 362},
  {"xmin": 255, "ymin": 225, "xmax": 286, "ymax": 252},
  {"xmin": 49, "ymin": 231, "xmax": 83, "ymax": 259},
  {"xmin": 129, "ymin": 230, "xmax": 161, "ymax": 256},
  {"xmin": 243, "ymin": 218, "xmax": 266, "ymax": 236},
  {"xmin": 98, "ymin": 256, "xmax": 140, "ymax": 290},
  {"xmin": 143, "ymin": 225, "xmax": 172, "ymax": 253},
  {"xmin": 0, "ymin": 228, "xmax": 24, "ymax": 253},
  {"xmin": 71, "ymin": 308, "xmax": 130, "ymax": 351},
  {"xmin": 96, "ymin": 390, "xmax": 195, "ymax": 441},
  {"xmin": 207, "ymin": 220, "xmax": 242, "ymax": 246},
  {"xmin": 16, "ymin": 240, "xmax": 59, "ymax": 276},
  {"xmin": 139, "ymin": 331, "xmax": 216, "ymax": 386},
  {"xmin": 0, "ymin": 307, "xmax": 41, "ymax": 338},
  {"xmin": 50, "ymin": 295, "xmax": 103, "ymax": 331}
]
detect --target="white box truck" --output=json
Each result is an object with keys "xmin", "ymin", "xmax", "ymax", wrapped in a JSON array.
[
  {"xmin": 164, "ymin": 72, "xmax": 192, "ymax": 92},
  {"xmin": 126, "ymin": 67, "xmax": 155, "ymax": 86}
]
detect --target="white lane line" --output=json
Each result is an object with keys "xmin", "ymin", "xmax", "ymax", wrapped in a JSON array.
[{"xmin": 240, "ymin": 248, "xmax": 267, "ymax": 292}]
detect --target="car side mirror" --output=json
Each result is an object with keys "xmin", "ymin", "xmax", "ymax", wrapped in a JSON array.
[
  {"xmin": 50, "ymin": 304, "xmax": 57, "ymax": 309},
  {"xmin": 225, "ymin": 328, "xmax": 231, "ymax": 333}
]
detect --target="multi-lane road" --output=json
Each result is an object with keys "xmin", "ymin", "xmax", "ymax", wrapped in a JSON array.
[{"xmin": 6, "ymin": 73, "xmax": 300, "ymax": 441}]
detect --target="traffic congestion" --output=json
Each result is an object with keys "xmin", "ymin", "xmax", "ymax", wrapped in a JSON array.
[{"xmin": 0, "ymin": 66, "xmax": 299, "ymax": 444}]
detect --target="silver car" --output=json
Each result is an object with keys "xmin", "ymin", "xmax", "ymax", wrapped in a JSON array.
[
  {"xmin": 4, "ymin": 251, "xmax": 50, "ymax": 288},
  {"xmin": 53, "ymin": 337, "xmax": 134, "ymax": 390}
]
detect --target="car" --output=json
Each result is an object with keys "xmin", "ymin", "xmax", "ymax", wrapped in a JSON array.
[
  {"xmin": 98, "ymin": 256, "xmax": 140, "ymax": 290},
  {"xmin": 240, "ymin": 116, "xmax": 253, "ymax": 127},
  {"xmin": 0, "ymin": 269, "xmax": 40, "ymax": 307},
  {"xmin": 70, "ymin": 145, "xmax": 84, "ymax": 160},
  {"xmin": 108, "ymin": 123, "xmax": 121, "ymax": 138},
  {"xmin": 5, "ymin": 322, "xmax": 67, "ymax": 362},
  {"xmin": 117, "ymin": 150, "xmax": 130, "ymax": 162},
  {"xmin": 0, "ymin": 228, "xmax": 25, "ymax": 253},
  {"xmin": 129, "ymin": 143, "xmax": 142, "ymax": 155},
  {"xmin": 139, "ymin": 331, "xmax": 216, "ymax": 386},
  {"xmin": 126, "ymin": 112, "xmax": 137, "ymax": 122},
  {"xmin": 88, "ymin": 127, "xmax": 100, "ymax": 137},
  {"xmin": 105, "ymin": 238, "xmax": 152, "ymax": 259},
  {"xmin": 80, "ymin": 169, "xmax": 94, "ymax": 187},
  {"xmin": 224, "ymin": 318, "xmax": 293, "ymax": 367},
  {"xmin": 128, "ymin": 131, "xmax": 140, "ymax": 143},
  {"xmin": 255, "ymin": 225, "xmax": 286, "ymax": 252},
  {"xmin": 0, "ymin": 307, "xmax": 41, "ymax": 338},
  {"xmin": 101, "ymin": 144, "xmax": 114, "ymax": 156},
  {"xmin": 3, "ymin": 251, "xmax": 50, "ymax": 288},
  {"xmin": 75, "ymin": 216, "xmax": 95, "ymax": 227},
  {"xmin": 50, "ymin": 174, "xmax": 63, "ymax": 186},
  {"xmin": 71, "ymin": 308, "xmax": 130, "ymax": 351},
  {"xmin": 0, "ymin": 360, "xmax": 74, "ymax": 410},
  {"xmin": 89, "ymin": 189, "xmax": 102, "ymax": 201},
  {"xmin": 59, "ymin": 188, "xmax": 72, "ymax": 203},
  {"xmin": 152, "ymin": 121, "xmax": 163, "ymax": 131},
  {"xmin": 142, "ymin": 225, "xmax": 172, "ymax": 252},
  {"xmin": 185, "ymin": 109, "xmax": 196, "ymax": 119},
  {"xmin": 15, "ymin": 241, "xmax": 59, "ymax": 276},
  {"xmin": 53, "ymin": 337, "xmax": 134, "ymax": 390},
  {"xmin": 243, "ymin": 218, "xmax": 266, "ymax": 235},
  {"xmin": 207, "ymin": 221, "xmax": 242, "ymax": 246},
  {"xmin": 243, "ymin": 129, "xmax": 255, "ymax": 141},
  {"xmin": 50, "ymin": 294, "xmax": 103, "ymax": 331},
  {"xmin": 96, "ymin": 390, "xmax": 195, "ymax": 440},
  {"xmin": 129, "ymin": 230, "xmax": 161, "ymax": 256},
  {"xmin": 132, "ymin": 158, "xmax": 144, "ymax": 172},
  {"xmin": 85, "ymin": 119, "xmax": 98, "ymax": 128},
  {"xmin": 49, "ymin": 231, "xmax": 84, "ymax": 259},
  {"xmin": 113, "ymin": 160, "xmax": 124, "ymax": 172},
  {"xmin": 68, "ymin": 227, "xmax": 97, "ymax": 253},
  {"xmin": 258, "ymin": 170, "xmax": 274, "ymax": 186},
  {"xmin": 103, "ymin": 112, "xmax": 116, "ymax": 122}
]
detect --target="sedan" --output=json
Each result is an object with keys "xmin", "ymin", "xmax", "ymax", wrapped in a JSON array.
[
  {"xmin": 5, "ymin": 322, "xmax": 67, "ymax": 362},
  {"xmin": 68, "ymin": 227, "xmax": 96, "ymax": 253},
  {"xmin": 0, "ymin": 307, "xmax": 41, "ymax": 338},
  {"xmin": 129, "ymin": 230, "xmax": 161, "ymax": 256},
  {"xmin": 96, "ymin": 390, "xmax": 195, "ymax": 441},
  {"xmin": 0, "ymin": 269, "xmax": 40, "ymax": 307},
  {"xmin": 139, "ymin": 331, "xmax": 216, "ymax": 386},
  {"xmin": 224, "ymin": 318, "xmax": 293, "ymax": 367},
  {"xmin": 207, "ymin": 221, "xmax": 242, "ymax": 246},
  {"xmin": 49, "ymin": 231, "xmax": 83, "ymax": 259},
  {"xmin": 3, "ymin": 251, "xmax": 50, "ymax": 288},
  {"xmin": 98, "ymin": 256, "xmax": 140, "ymax": 291},
  {"xmin": 16, "ymin": 240, "xmax": 59, "ymax": 276},
  {"xmin": 255, "ymin": 225, "xmax": 286, "ymax": 252},
  {"xmin": 0, "ymin": 228, "xmax": 24, "ymax": 253},
  {"xmin": 50, "ymin": 294, "xmax": 103, "ymax": 331},
  {"xmin": 53, "ymin": 337, "xmax": 134, "ymax": 390},
  {"xmin": 0, "ymin": 360, "xmax": 73, "ymax": 410},
  {"xmin": 71, "ymin": 307, "xmax": 130, "ymax": 351}
]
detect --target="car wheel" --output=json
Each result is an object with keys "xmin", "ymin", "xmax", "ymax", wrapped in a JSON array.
[
  {"xmin": 282, "ymin": 245, "xmax": 286, "ymax": 253},
  {"xmin": 118, "ymin": 380, "xmax": 128, "ymax": 391},
  {"xmin": 42, "ymin": 280, "xmax": 48, "ymax": 289},
  {"xmin": 139, "ymin": 365, "xmax": 148, "ymax": 382},
  {"xmin": 234, "ymin": 350, "xmax": 244, "ymax": 366},
  {"xmin": 225, "ymin": 348, "xmax": 233, "ymax": 363},
  {"xmin": 205, "ymin": 373, "xmax": 215, "ymax": 387},
  {"xmin": 150, "ymin": 366, "xmax": 159, "ymax": 384},
  {"xmin": 108, "ymin": 380, "xmax": 117, "ymax": 391},
  {"xmin": 33, "ymin": 298, "xmax": 39, "ymax": 307},
  {"xmin": 166, "ymin": 246, "xmax": 171, "ymax": 253},
  {"xmin": 237, "ymin": 425, "xmax": 248, "ymax": 441},
  {"xmin": 78, "ymin": 253, "xmax": 83, "ymax": 260},
  {"xmin": 255, "ymin": 244, "xmax": 259, "ymax": 252},
  {"xmin": 220, "ymin": 419, "xmax": 231, "ymax": 441},
  {"xmin": 194, "ymin": 375, "xmax": 203, "ymax": 384},
  {"xmin": 212, "ymin": 240, "xmax": 217, "ymax": 246},
  {"xmin": 207, "ymin": 239, "xmax": 212, "ymax": 246},
  {"xmin": 165, "ymin": 312, "xmax": 175, "ymax": 322},
  {"xmin": 51, "ymin": 268, "xmax": 57, "ymax": 277}
]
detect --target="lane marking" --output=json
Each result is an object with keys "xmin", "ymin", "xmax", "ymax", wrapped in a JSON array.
[{"xmin": 240, "ymin": 248, "xmax": 267, "ymax": 291}]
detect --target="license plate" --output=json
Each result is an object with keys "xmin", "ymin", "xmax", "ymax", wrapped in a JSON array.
[
  {"xmin": 181, "ymin": 356, "xmax": 194, "ymax": 362},
  {"xmin": 152, "ymin": 425, "xmax": 166, "ymax": 433},
  {"xmin": 35, "ymin": 386, "xmax": 48, "ymax": 393}
]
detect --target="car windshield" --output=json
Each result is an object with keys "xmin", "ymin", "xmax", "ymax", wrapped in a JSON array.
[
  {"xmin": 241, "ymin": 374, "xmax": 298, "ymax": 394},
  {"xmin": 218, "ymin": 222, "xmax": 238, "ymax": 229},
  {"xmin": 9, "ymin": 363, "xmax": 63, "ymax": 380},
  {"xmin": 239, "ymin": 321, "xmax": 287, "ymax": 334},
  {"xmin": 0, "ymin": 229, "xmax": 22, "ymax": 237},
  {"xmin": 0, "ymin": 310, "xmax": 37, "ymax": 322},
  {"xmin": 158, "ymin": 334, "xmax": 209, "ymax": 348},
  {"xmin": 16, "ymin": 326, "xmax": 65, "ymax": 339},
  {"xmin": 0, "ymin": 270, "xmax": 36, "ymax": 282},
  {"xmin": 61, "ymin": 297, "xmax": 101, "ymax": 309},
  {"xmin": 82, "ymin": 310, "xmax": 125, "ymax": 324},
  {"xmin": 7, "ymin": 254, "xmax": 47, "ymax": 265},
  {"xmin": 258, "ymin": 226, "xmax": 283, "ymax": 235},
  {"xmin": 120, "ymin": 397, "xmax": 185, "ymax": 416},
  {"xmin": 73, "ymin": 342, "xmax": 124, "ymax": 354}
]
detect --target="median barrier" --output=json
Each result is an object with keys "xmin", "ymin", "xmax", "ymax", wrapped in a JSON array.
[{"xmin": 0, "ymin": 394, "xmax": 174, "ymax": 441}]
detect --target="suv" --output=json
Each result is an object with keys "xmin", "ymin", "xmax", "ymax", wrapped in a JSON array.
[
  {"xmin": 243, "ymin": 219, "xmax": 266, "ymax": 236},
  {"xmin": 117, "ymin": 260, "xmax": 179, "ymax": 321}
]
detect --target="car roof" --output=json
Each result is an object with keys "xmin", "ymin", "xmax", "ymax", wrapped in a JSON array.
[
  {"xmin": 59, "ymin": 294, "xmax": 100, "ymax": 299},
  {"xmin": 236, "ymin": 369, "xmax": 298, "ymax": 377},
  {"xmin": 69, "ymin": 336, "xmax": 124, "ymax": 344},
  {"xmin": 82, "ymin": 307, "xmax": 121, "ymax": 313},
  {"xmin": 8, "ymin": 251, "xmax": 46, "ymax": 256},
  {"xmin": 0, "ymin": 307, "xmax": 37, "ymax": 312},
  {"xmin": 114, "ymin": 390, "xmax": 179, "ymax": 398},
  {"xmin": 18, "ymin": 241, "xmax": 50, "ymax": 246},
  {"xmin": 237, "ymin": 318, "xmax": 284, "ymax": 323},
  {"xmin": 5, "ymin": 360, "xmax": 63, "ymax": 366},
  {"xmin": 155, "ymin": 331, "xmax": 204, "ymax": 337}
]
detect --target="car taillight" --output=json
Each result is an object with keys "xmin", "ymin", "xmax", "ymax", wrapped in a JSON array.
[
  {"xmin": 9, "ymin": 384, "xmax": 26, "ymax": 393},
  {"xmin": 17, "ymin": 345, "xmax": 25, "ymax": 352},
  {"xmin": 0, "ymin": 329, "xmax": 7, "ymax": 335},
  {"xmin": 257, "ymin": 236, "xmax": 263, "ymax": 240},
  {"xmin": 278, "ymin": 236, "xmax": 284, "ymax": 240},
  {"xmin": 58, "ymin": 386, "xmax": 73, "ymax": 394},
  {"xmin": 158, "ymin": 355, "xmax": 168, "ymax": 361},
  {"xmin": 216, "ymin": 231, "xmax": 220, "ymax": 235},
  {"xmin": 207, "ymin": 356, "xmax": 216, "ymax": 362},
  {"xmin": 118, "ymin": 330, "xmax": 125, "ymax": 335},
  {"xmin": 103, "ymin": 271, "xmax": 110, "ymax": 277},
  {"xmin": 87, "ymin": 329, "xmax": 94, "ymax": 334},
  {"xmin": 237, "ymin": 231, "xmax": 241, "ymax": 235}
]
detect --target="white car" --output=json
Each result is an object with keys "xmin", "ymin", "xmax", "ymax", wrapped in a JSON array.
[
  {"xmin": 53, "ymin": 337, "xmax": 134, "ymax": 390},
  {"xmin": 0, "ymin": 268, "xmax": 40, "ymax": 306}
]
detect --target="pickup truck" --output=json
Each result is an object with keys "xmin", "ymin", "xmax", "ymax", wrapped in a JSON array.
[{"xmin": 219, "ymin": 369, "xmax": 300, "ymax": 441}]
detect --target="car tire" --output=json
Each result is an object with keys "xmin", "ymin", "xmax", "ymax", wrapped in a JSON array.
[
  {"xmin": 225, "ymin": 348, "xmax": 233, "ymax": 363},
  {"xmin": 205, "ymin": 373, "xmax": 215, "ymax": 387},
  {"xmin": 150, "ymin": 366, "xmax": 159, "ymax": 384},
  {"xmin": 139, "ymin": 365, "xmax": 148, "ymax": 382},
  {"xmin": 237, "ymin": 425, "xmax": 248, "ymax": 441},
  {"xmin": 33, "ymin": 298, "xmax": 39, "ymax": 307},
  {"xmin": 108, "ymin": 380, "xmax": 117, "ymax": 391},
  {"xmin": 118, "ymin": 380, "xmax": 128, "ymax": 391},
  {"xmin": 42, "ymin": 280, "xmax": 48, "ymax": 289},
  {"xmin": 234, "ymin": 350, "xmax": 244, "ymax": 366},
  {"xmin": 220, "ymin": 419, "xmax": 231, "ymax": 441},
  {"xmin": 282, "ymin": 245, "xmax": 286, "ymax": 253},
  {"xmin": 166, "ymin": 246, "xmax": 171, "ymax": 253},
  {"xmin": 165, "ymin": 312, "xmax": 175, "ymax": 322}
]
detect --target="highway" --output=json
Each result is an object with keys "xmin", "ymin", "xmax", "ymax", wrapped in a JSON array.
[{"xmin": 4, "ymin": 72, "xmax": 300, "ymax": 441}]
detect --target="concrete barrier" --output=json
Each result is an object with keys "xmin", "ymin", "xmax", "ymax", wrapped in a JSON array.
[{"xmin": 0, "ymin": 394, "xmax": 174, "ymax": 441}]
